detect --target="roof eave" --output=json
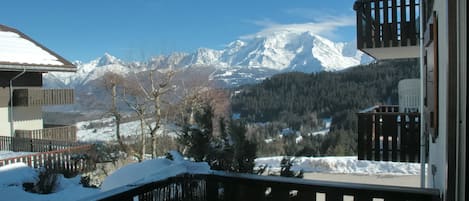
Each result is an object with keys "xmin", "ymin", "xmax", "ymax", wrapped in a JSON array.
[{"xmin": 0, "ymin": 64, "xmax": 76, "ymax": 72}]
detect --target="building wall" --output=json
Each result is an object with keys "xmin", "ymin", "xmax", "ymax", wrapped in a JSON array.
[
  {"xmin": 456, "ymin": 0, "xmax": 466, "ymax": 200},
  {"xmin": 0, "ymin": 87, "xmax": 11, "ymax": 137},
  {"xmin": 427, "ymin": 1, "xmax": 466, "ymax": 200},
  {"xmin": 0, "ymin": 87, "xmax": 43, "ymax": 137},
  {"xmin": 427, "ymin": 0, "xmax": 448, "ymax": 195}
]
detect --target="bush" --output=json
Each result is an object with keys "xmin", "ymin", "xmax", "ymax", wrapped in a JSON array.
[
  {"xmin": 280, "ymin": 157, "xmax": 303, "ymax": 178},
  {"xmin": 26, "ymin": 169, "xmax": 59, "ymax": 194}
]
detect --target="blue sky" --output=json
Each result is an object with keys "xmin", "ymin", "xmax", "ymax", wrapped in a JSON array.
[{"xmin": 1, "ymin": 0, "xmax": 357, "ymax": 62}]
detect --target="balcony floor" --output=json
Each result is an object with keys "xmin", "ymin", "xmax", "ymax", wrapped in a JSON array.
[
  {"xmin": 361, "ymin": 46, "xmax": 419, "ymax": 60},
  {"xmin": 303, "ymin": 172, "xmax": 419, "ymax": 187}
]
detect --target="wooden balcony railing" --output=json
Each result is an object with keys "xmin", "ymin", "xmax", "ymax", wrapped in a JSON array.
[
  {"xmin": 0, "ymin": 144, "xmax": 95, "ymax": 174},
  {"xmin": 81, "ymin": 172, "xmax": 440, "ymax": 201},
  {"xmin": 15, "ymin": 124, "xmax": 77, "ymax": 142},
  {"xmin": 357, "ymin": 105, "xmax": 421, "ymax": 162},
  {"xmin": 0, "ymin": 136, "xmax": 84, "ymax": 152},
  {"xmin": 13, "ymin": 88, "xmax": 74, "ymax": 106},
  {"xmin": 353, "ymin": 0, "xmax": 420, "ymax": 59}
]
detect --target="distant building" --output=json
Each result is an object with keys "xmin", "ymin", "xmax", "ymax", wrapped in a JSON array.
[{"xmin": 0, "ymin": 24, "xmax": 76, "ymax": 140}]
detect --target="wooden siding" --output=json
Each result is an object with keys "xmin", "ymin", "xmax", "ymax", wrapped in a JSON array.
[
  {"xmin": 0, "ymin": 72, "xmax": 42, "ymax": 87},
  {"xmin": 15, "ymin": 125, "xmax": 77, "ymax": 142},
  {"xmin": 13, "ymin": 88, "xmax": 74, "ymax": 106}
]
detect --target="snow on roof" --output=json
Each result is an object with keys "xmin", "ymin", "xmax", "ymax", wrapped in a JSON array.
[{"xmin": 0, "ymin": 24, "xmax": 75, "ymax": 72}]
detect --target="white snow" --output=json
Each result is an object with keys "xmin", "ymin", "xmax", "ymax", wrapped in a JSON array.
[
  {"xmin": 0, "ymin": 151, "xmax": 34, "ymax": 160},
  {"xmin": 0, "ymin": 154, "xmax": 423, "ymax": 201},
  {"xmin": 0, "ymin": 163, "xmax": 38, "ymax": 186},
  {"xmin": 100, "ymin": 151, "xmax": 211, "ymax": 191},
  {"xmin": 44, "ymin": 30, "xmax": 372, "ymax": 89},
  {"xmin": 0, "ymin": 31, "xmax": 64, "ymax": 66},
  {"xmin": 255, "ymin": 156, "xmax": 420, "ymax": 175},
  {"xmin": 0, "ymin": 163, "xmax": 100, "ymax": 201},
  {"xmin": 76, "ymin": 118, "xmax": 179, "ymax": 142}
]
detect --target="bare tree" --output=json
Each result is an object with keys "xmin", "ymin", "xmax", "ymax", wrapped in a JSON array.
[
  {"xmin": 135, "ymin": 69, "xmax": 176, "ymax": 158},
  {"xmin": 120, "ymin": 79, "xmax": 149, "ymax": 161},
  {"xmin": 102, "ymin": 72, "xmax": 130, "ymax": 154}
]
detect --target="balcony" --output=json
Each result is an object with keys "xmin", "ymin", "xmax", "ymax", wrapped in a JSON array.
[
  {"xmin": 357, "ymin": 105, "xmax": 421, "ymax": 162},
  {"xmin": 15, "ymin": 124, "xmax": 77, "ymax": 142},
  {"xmin": 354, "ymin": 0, "xmax": 420, "ymax": 60},
  {"xmin": 83, "ymin": 172, "xmax": 440, "ymax": 201},
  {"xmin": 13, "ymin": 88, "xmax": 74, "ymax": 106}
]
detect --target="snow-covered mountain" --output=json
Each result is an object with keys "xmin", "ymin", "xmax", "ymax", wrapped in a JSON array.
[{"xmin": 45, "ymin": 30, "xmax": 372, "ymax": 89}]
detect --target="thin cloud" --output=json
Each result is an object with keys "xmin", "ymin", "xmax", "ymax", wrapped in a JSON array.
[{"xmin": 241, "ymin": 14, "xmax": 355, "ymax": 40}]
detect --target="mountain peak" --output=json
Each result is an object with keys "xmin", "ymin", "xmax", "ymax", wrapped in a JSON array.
[{"xmin": 97, "ymin": 52, "xmax": 120, "ymax": 66}]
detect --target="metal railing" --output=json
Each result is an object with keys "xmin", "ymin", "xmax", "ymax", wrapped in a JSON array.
[
  {"xmin": 13, "ymin": 88, "xmax": 74, "ymax": 106},
  {"xmin": 82, "ymin": 172, "xmax": 440, "ymax": 201},
  {"xmin": 15, "ymin": 124, "xmax": 77, "ymax": 142},
  {"xmin": 357, "ymin": 105, "xmax": 421, "ymax": 162}
]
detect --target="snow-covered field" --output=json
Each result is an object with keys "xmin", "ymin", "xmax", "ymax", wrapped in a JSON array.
[
  {"xmin": 76, "ymin": 118, "xmax": 179, "ymax": 142},
  {"xmin": 255, "ymin": 156, "xmax": 420, "ymax": 175}
]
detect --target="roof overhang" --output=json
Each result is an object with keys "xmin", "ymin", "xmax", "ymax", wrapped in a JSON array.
[
  {"xmin": 360, "ymin": 46, "xmax": 420, "ymax": 60},
  {"xmin": 0, "ymin": 63, "xmax": 76, "ymax": 72},
  {"xmin": 0, "ymin": 24, "xmax": 76, "ymax": 72}
]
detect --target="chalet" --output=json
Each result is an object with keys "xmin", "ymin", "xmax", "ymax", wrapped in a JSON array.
[
  {"xmin": 355, "ymin": 0, "xmax": 466, "ymax": 200},
  {"xmin": 0, "ymin": 24, "xmax": 76, "ymax": 141}
]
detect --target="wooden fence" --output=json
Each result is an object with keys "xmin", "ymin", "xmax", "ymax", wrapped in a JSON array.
[
  {"xmin": 0, "ymin": 136, "xmax": 84, "ymax": 152},
  {"xmin": 0, "ymin": 144, "xmax": 95, "ymax": 174}
]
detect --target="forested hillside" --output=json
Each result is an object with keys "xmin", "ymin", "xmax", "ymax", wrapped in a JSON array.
[{"xmin": 231, "ymin": 59, "xmax": 419, "ymax": 156}]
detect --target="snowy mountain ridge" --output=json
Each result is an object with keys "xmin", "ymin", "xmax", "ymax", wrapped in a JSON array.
[{"xmin": 45, "ymin": 30, "xmax": 372, "ymax": 88}]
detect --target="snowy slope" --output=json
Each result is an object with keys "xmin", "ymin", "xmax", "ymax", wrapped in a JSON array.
[
  {"xmin": 76, "ymin": 118, "xmax": 179, "ymax": 142},
  {"xmin": 44, "ymin": 53, "xmax": 136, "ymax": 88},
  {"xmin": 44, "ymin": 30, "xmax": 372, "ymax": 89}
]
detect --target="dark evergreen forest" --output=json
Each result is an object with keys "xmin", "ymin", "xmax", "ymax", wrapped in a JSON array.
[{"xmin": 231, "ymin": 59, "xmax": 419, "ymax": 156}]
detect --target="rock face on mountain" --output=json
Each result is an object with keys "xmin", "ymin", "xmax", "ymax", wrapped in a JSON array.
[{"xmin": 44, "ymin": 30, "xmax": 372, "ymax": 89}]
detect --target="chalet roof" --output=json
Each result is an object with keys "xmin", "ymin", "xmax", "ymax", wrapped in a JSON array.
[{"xmin": 0, "ymin": 24, "xmax": 76, "ymax": 72}]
